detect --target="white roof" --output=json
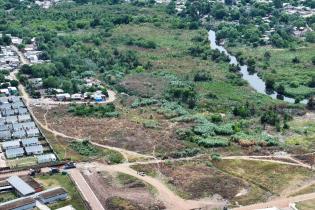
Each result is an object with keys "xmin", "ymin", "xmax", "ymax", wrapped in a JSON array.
[
  {"xmin": 2, "ymin": 140, "xmax": 20, "ymax": 148},
  {"xmin": 7, "ymin": 176, "xmax": 35, "ymax": 196},
  {"xmin": 56, "ymin": 205, "xmax": 75, "ymax": 210}
]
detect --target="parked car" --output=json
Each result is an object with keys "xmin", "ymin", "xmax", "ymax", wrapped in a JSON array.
[
  {"xmin": 49, "ymin": 167, "xmax": 60, "ymax": 175},
  {"xmin": 63, "ymin": 161, "xmax": 76, "ymax": 169}
]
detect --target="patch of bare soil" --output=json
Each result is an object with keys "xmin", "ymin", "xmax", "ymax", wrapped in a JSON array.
[
  {"xmin": 293, "ymin": 154, "xmax": 315, "ymax": 166},
  {"xmin": 32, "ymin": 105, "xmax": 185, "ymax": 155},
  {"xmin": 83, "ymin": 170, "xmax": 164, "ymax": 209},
  {"xmin": 118, "ymin": 74, "xmax": 169, "ymax": 98},
  {"xmin": 131, "ymin": 159, "xmax": 250, "ymax": 200}
]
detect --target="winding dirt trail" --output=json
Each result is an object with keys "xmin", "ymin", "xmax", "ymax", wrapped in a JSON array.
[{"xmin": 78, "ymin": 162, "xmax": 226, "ymax": 210}]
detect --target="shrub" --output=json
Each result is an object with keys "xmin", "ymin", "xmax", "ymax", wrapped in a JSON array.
[
  {"xmin": 193, "ymin": 71, "xmax": 212, "ymax": 82},
  {"xmin": 197, "ymin": 137, "xmax": 230, "ymax": 147},
  {"xmin": 215, "ymin": 123, "xmax": 235, "ymax": 135},
  {"xmin": 193, "ymin": 123, "xmax": 218, "ymax": 137}
]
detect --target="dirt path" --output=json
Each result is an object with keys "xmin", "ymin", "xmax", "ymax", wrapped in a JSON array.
[
  {"xmin": 69, "ymin": 169, "xmax": 105, "ymax": 210},
  {"xmin": 222, "ymin": 155, "xmax": 312, "ymax": 169},
  {"xmin": 78, "ymin": 162, "xmax": 226, "ymax": 210},
  {"xmin": 232, "ymin": 192, "xmax": 315, "ymax": 210}
]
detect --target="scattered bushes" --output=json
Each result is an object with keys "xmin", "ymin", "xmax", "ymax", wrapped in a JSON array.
[
  {"xmin": 69, "ymin": 103, "xmax": 119, "ymax": 118},
  {"xmin": 197, "ymin": 137, "xmax": 230, "ymax": 147}
]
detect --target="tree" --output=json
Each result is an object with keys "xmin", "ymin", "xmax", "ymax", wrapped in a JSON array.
[
  {"xmin": 276, "ymin": 84, "xmax": 285, "ymax": 95},
  {"xmin": 292, "ymin": 56, "xmax": 300, "ymax": 64},
  {"xmin": 273, "ymin": 0, "xmax": 283, "ymax": 8},
  {"xmin": 166, "ymin": 0, "xmax": 176, "ymax": 14},
  {"xmin": 43, "ymin": 76, "xmax": 59, "ymax": 88},
  {"xmin": 306, "ymin": 32, "xmax": 315, "ymax": 43},
  {"xmin": 312, "ymin": 56, "xmax": 315, "ymax": 65},
  {"xmin": 264, "ymin": 51, "xmax": 271, "ymax": 61}
]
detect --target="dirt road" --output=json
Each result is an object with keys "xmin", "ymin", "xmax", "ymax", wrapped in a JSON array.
[
  {"xmin": 78, "ymin": 162, "xmax": 226, "ymax": 210},
  {"xmin": 233, "ymin": 192, "xmax": 315, "ymax": 210},
  {"xmin": 69, "ymin": 169, "xmax": 105, "ymax": 210}
]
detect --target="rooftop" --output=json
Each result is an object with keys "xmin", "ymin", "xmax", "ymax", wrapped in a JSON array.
[
  {"xmin": 0, "ymin": 197, "xmax": 36, "ymax": 210},
  {"xmin": 7, "ymin": 176, "xmax": 35, "ymax": 196}
]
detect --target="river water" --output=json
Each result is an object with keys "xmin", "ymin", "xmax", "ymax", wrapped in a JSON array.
[{"xmin": 208, "ymin": 30, "xmax": 308, "ymax": 104}]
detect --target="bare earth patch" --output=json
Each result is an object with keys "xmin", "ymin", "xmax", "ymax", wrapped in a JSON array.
[{"xmin": 31, "ymin": 105, "xmax": 184, "ymax": 155}]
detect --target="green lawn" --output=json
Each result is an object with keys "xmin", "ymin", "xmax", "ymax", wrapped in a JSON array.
[{"xmin": 0, "ymin": 191, "xmax": 18, "ymax": 203}]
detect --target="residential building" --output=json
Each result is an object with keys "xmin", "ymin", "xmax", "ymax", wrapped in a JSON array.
[
  {"xmin": 18, "ymin": 114, "xmax": 31, "ymax": 122},
  {"xmin": 37, "ymin": 153, "xmax": 57, "ymax": 164},
  {"xmin": 2, "ymin": 140, "xmax": 20, "ymax": 150},
  {"xmin": 12, "ymin": 130, "xmax": 27, "ymax": 139},
  {"xmin": 25, "ymin": 145, "xmax": 43, "ymax": 155},
  {"xmin": 0, "ymin": 130, "xmax": 12, "ymax": 140},
  {"xmin": 21, "ymin": 137, "xmax": 39, "ymax": 147},
  {"xmin": 26, "ymin": 128, "xmax": 40, "ymax": 137},
  {"xmin": 0, "ymin": 197, "xmax": 36, "ymax": 210},
  {"xmin": 37, "ymin": 187, "xmax": 67, "ymax": 204},
  {"xmin": 5, "ymin": 147, "xmax": 24, "ymax": 158},
  {"xmin": 7, "ymin": 176, "xmax": 36, "ymax": 197}
]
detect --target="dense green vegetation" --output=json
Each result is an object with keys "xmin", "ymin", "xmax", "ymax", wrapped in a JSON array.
[{"xmin": 1, "ymin": 0, "xmax": 313, "ymax": 156}]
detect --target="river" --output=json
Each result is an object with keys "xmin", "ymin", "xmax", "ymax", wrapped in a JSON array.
[{"xmin": 208, "ymin": 30, "xmax": 308, "ymax": 104}]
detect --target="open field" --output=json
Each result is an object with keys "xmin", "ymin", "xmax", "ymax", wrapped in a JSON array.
[
  {"xmin": 35, "ymin": 174, "xmax": 86, "ymax": 210},
  {"xmin": 82, "ymin": 170, "xmax": 164, "ymax": 209},
  {"xmin": 6, "ymin": 156, "xmax": 37, "ymax": 168},
  {"xmin": 130, "ymin": 159, "xmax": 271, "ymax": 206},
  {"xmin": 296, "ymin": 199, "xmax": 315, "ymax": 210},
  {"xmin": 213, "ymin": 159, "xmax": 314, "ymax": 195},
  {"xmin": 229, "ymin": 45, "xmax": 315, "ymax": 99}
]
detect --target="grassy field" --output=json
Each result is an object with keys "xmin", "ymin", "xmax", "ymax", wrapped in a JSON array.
[
  {"xmin": 6, "ymin": 156, "xmax": 37, "ymax": 168},
  {"xmin": 35, "ymin": 174, "xmax": 86, "ymax": 210},
  {"xmin": 296, "ymin": 199, "xmax": 315, "ymax": 210},
  {"xmin": 213, "ymin": 159, "xmax": 314, "ymax": 195},
  {"xmin": 0, "ymin": 191, "xmax": 17, "ymax": 203},
  {"xmin": 229, "ymin": 45, "xmax": 315, "ymax": 99}
]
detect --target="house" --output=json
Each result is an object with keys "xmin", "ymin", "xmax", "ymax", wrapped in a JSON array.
[
  {"xmin": 0, "ymin": 103, "xmax": 12, "ymax": 110},
  {"xmin": 37, "ymin": 187, "xmax": 68, "ymax": 204},
  {"xmin": 28, "ymin": 78, "xmax": 43, "ymax": 88},
  {"xmin": 3, "ymin": 109, "xmax": 15, "ymax": 116},
  {"xmin": 8, "ymin": 87, "xmax": 18, "ymax": 95},
  {"xmin": 7, "ymin": 176, "xmax": 35, "ymax": 196},
  {"xmin": 52, "ymin": 88, "xmax": 64, "ymax": 94},
  {"xmin": 56, "ymin": 93, "xmax": 71, "ymax": 101},
  {"xmin": 5, "ymin": 116, "xmax": 18, "ymax": 124},
  {"xmin": 5, "ymin": 147, "xmax": 24, "ymax": 159},
  {"xmin": 12, "ymin": 102, "xmax": 25, "ymax": 109},
  {"xmin": 0, "ymin": 130, "xmax": 12, "ymax": 140},
  {"xmin": 11, "ymin": 37, "xmax": 23, "ymax": 45},
  {"xmin": 18, "ymin": 114, "xmax": 31, "ymax": 122},
  {"xmin": 0, "ymin": 197, "xmax": 36, "ymax": 210},
  {"xmin": 8, "ymin": 96, "xmax": 21, "ymax": 103},
  {"xmin": 0, "ymin": 89, "xmax": 9, "ymax": 96},
  {"xmin": 12, "ymin": 130, "xmax": 27, "ymax": 139},
  {"xmin": 26, "ymin": 128, "xmax": 40, "ymax": 137},
  {"xmin": 37, "ymin": 153, "xmax": 57, "ymax": 164},
  {"xmin": 25, "ymin": 145, "xmax": 43, "ymax": 155},
  {"xmin": 71, "ymin": 93, "xmax": 83, "ymax": 100},
  {"xmin": 56, "ymin": 205, "xmax": 76, "ymax": 210},
  {"xmin": 0, "ymin": 124, "xmax": 10, "ymax": 131},
  {"xmin": 18, "ymin": 108, "xmax": 28, "ymax": 115},
  {"xmin": 2, "ymin": 140, "xmax": 20, "ymax": 150},
  {"xmin": 13, "ymin": 123, "xmax": 25, "ymax": 131},
  {"xmin": 21, "ymin": 137, "xmax": 39, "ymax": 147},
  {"xmin": 21, "ymin": 122, "xmax": 36, "ymax": 130}
]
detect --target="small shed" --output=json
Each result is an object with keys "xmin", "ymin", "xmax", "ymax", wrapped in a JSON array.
[
  {"xmin": 7, "ymin": 176, "xmax": 35, "ymax": 196},
  {"xmin": 5, "ymin": 147, "xmax": 24, "ymax": 159},
  {"xmin": 37, "ymin": 153, "xmax": 57, "ymax": 164},
  {"xmin": 25, "ymin": 145, "xmax": 43, "ymax": 155},
  {"xmin": 2, "ymin": 140, "xmax": 20, "ymax": 150},
  {"xmin": 37, "ymin": 187, "xmax": 67, "ymax": 204}
]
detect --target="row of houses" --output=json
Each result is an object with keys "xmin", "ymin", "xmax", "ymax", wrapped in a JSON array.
[
  {"xmin": 0, "ymin": 96, "xmax": 49, "ymax": 160},
  {"xmin": 0, "ymin": 175, "xmax": 68, "ymax": 210},
  {"xmin": 0, "ymin": 46, "xmax": 20, "ymax": 71}
]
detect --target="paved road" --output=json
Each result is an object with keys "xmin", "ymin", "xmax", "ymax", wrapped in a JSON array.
[{"xmin": 69, "ymin": 169, "xmax": 105, "ymax": 210}]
